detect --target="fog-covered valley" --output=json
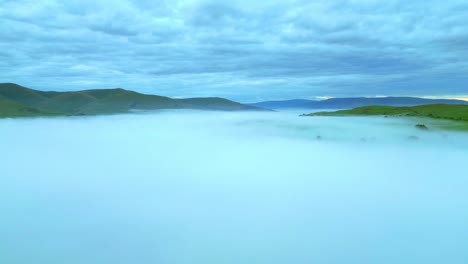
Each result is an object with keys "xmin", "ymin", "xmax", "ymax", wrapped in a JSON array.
[{"xmin": 1, "ymin": 111, "xmax": 468, "ymax": 264}]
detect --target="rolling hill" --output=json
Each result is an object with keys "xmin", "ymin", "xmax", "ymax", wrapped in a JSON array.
[
  {"xmin": 303, "ymin": 104, "xmax": 468, "ymax": 131},
  {"xmin": 0, "ymin": 83, "xmax": 265, "ymax": 118},
  {"xmin": 304, "ymin": 104, "xmax": 468, "ymax": 121}
]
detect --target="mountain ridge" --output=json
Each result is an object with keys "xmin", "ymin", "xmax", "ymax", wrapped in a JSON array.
[
  {"xmin": 249, "ymin": 97, "xmax": 468, "ymax": 109},
  {"xmin": 0, "ymin": 83, "xmax": 266, "ymax": 118}
]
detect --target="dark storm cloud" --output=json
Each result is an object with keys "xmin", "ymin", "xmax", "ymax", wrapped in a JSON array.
[{"xmin": 0, "ymin": 0, "xmax": 467, "ymax": 101}]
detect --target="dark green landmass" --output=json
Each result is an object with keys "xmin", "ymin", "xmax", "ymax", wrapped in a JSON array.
[
  {"xmin": 0, "ymin": 83, "xmax": 265, "ymax": 118},
  {"xmin": 305, "ymin": 104, "xmax": 468, "ymax": 121},
  {"xmin": 303, "ymin": 104, "xmax": 468, "ymax": 131}
]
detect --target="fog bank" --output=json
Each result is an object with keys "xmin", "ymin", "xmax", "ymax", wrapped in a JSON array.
[{"xmin": 1, "ymin": 111, "xmax": 468, "ymax": 264}]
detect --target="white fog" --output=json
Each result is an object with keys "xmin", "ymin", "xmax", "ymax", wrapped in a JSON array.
[{"xmin": 1, "ymin": 111, "xmax": 468, "ymax": 264}]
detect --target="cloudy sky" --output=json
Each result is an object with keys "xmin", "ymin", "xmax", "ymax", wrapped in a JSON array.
[{"xmin": 1, "ymin": 0, "xmax": 467, "ymax": 101}]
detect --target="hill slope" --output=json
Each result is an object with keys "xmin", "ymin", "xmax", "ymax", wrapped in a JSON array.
[
  {"xmin": 0, "ymin": 83, "xmax": 265, "ymax": 118},
  {"xmin": 0, "ymin": 100, "xmax": 60, "ymax": 117},
  {"xmin": 304, "ymin": 104, "xmax": 468, "ymax": 122}
]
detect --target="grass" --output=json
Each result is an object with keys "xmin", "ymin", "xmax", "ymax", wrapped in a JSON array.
[
  {"xmin": 304, "ymin": 104, "xmax": 468, "ymax": 131},
  {"xmin": 0, "ymin": 100, "xmax": 62, "ymax": 117},
  {"xmin": 0, "ymin": 83, "xmax": 264, "ymax": 118}
]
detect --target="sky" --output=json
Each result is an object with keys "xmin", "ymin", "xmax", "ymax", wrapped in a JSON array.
[{"xmin": 0, "ymin": 0, "xmax": 467, "ymax": 102}]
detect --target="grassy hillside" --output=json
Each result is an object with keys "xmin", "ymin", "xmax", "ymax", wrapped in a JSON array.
[
  {"xmin": 178, "ymin": 97, "xmax": 256, "ymax": 111},
  {"xmin": 0, "ymin": 83, "xmax": 264, "ymax": 118},
  {"xmin": 304, "ymin": 104, "xmax": 468, "ymax": 130},
  {"xmin": 78, "ymin": 90, "xmax": 180, "ymax": 114},
  {"xmin": 0, "ymin": 83, "xmax": 49, "ymax": 106},
  {"xmin": 306, "ymin": 104, "xmax": 468, "ymax": 120},
  {"xmin": 0, "ymin": 100, "xmax": 60, "ymax": 117},
  {"xmin": 302, "ymin": 97, "xmax": 468, "ymax": 109}
]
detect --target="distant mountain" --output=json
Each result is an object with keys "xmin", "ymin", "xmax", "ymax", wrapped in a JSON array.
[
  {"xmin": 249, "ymin": 97, "xmax": 468, "ymax": 110},
  {"xmin": 249, "ymin": 99, "xmax": 315, "ymax": 109},
  {"xmin": 0, "ymin": 83, "xmax": 265, "ymax": 118}
]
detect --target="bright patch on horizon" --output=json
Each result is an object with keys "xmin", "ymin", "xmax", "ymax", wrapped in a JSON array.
[
  {"xmin": 451, "ymin": 97, "xmax": 468, "ymax": 102},
  {"xmin": 422, "ymin": 96, "xmax": 468, "ymax": 102}
]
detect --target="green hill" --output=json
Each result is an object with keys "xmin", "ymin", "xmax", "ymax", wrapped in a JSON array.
[
  {"xmin": 0, "ymin": 83, "xmax": 265, "ymax": 118},
  {"xmin": 305, "ymin": 104, "xmax": 468, "ymax": 120},
  {"xmin": 0, "ymin": 83, "xmax": 49, "ymax": 106},
  {"xmin": 0, "ymin": 100, "xmax": 60, "ymax": 118},
  {"xmin": 303, "ymin": 104, "xmax": 468, "ymax": 130},
  {"xmin": 177, "ymin": 97, "xmax": 256, "ymax": 111}
]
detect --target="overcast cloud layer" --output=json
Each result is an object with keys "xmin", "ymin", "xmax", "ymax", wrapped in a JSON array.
[{"xmin": 1, "ymin": 0, "xmax": 467, "ymax": 101}]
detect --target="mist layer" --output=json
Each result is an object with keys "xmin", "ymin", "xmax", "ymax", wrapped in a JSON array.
[{"xmin": 1, "ymin": 111, "xmax": 468, "ymax": 264}]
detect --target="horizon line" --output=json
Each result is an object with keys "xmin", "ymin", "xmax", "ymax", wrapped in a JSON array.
[{"xmin": 2, "ymin": 82, "xmax": 468, "ymax": 102}]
